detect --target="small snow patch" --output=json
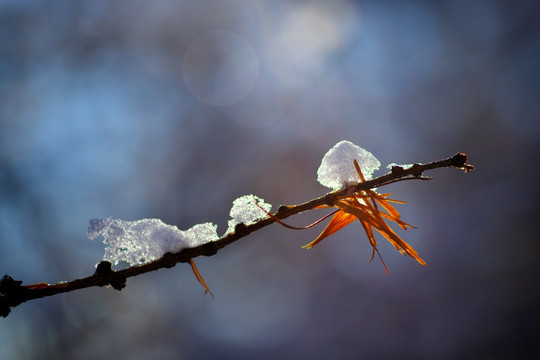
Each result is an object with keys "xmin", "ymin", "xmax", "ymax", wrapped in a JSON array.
[
  {"xmin": 226, "ymin": 194, "xmax": 272, "ymax": 235},
  {"xmin": 387, "ymin": 163, "xmax": 413, "ymax": 169}
]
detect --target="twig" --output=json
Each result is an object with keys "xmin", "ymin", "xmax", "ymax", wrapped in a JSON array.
[{"xmin": 0, "ymin": 153, "xmax": 473, "ymax": 317}]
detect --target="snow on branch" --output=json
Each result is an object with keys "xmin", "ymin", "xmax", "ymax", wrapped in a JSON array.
[
  {"xmin": 317, "ymin": 140, "xmax": 380, "ymax": 190},
  {"xmin": 1, "ymin": 141, "xmax": 473, "ymax": 317}
]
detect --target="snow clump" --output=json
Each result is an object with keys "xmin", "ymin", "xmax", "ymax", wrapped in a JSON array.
[
  {"xmin": 88, "ymin": 218, "xmax": 218, "ymax": 267},
  {"xmin": 317, "ymin": 140, "xmax": 380, "ymax": 190},
  {"xmin": 226, "ymin": 194, "xmax": 272, "ymax": 234},
  {"xmin": 89, "ymin": 195, "xmax": 272, "ymax": 267}
]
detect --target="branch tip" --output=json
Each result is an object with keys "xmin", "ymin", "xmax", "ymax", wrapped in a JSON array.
[{"xmin": 450, "ymin": 153, "xmax": 474, "ymax": 172}]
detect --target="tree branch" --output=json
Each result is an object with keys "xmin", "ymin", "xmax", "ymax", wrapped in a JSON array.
[{"xmin": 1, "ymin": 152, "xmax": 473, "ymax": 317}]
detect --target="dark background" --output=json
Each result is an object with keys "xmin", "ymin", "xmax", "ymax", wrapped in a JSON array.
[{"xmin": 1, "ymin": 0, "xmax": 539, "ymax": 359}]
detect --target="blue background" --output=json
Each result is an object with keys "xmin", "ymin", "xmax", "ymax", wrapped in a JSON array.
[{"xmin": 1, "ymin": 0, "xmax": 539, "ymax": 358}]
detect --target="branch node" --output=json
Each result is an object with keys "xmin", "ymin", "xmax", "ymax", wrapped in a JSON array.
[
  {"xmin": 234, "ymin": 222, "xmax": 248, "ymax": 236},
  {"xmin": 410, "ymin": 164, "xmax": 424, "ymax": 177},
  {"xmin": 94, "ymin": 261, "xmax": 113, "ymax": 276},
  {"xmin": 391, "ymin": 165, "xmax": 405, "ymax": 176},
  {"xmin": 94, "ymin": 261, "xmax": 126, "ymax": 291},
  {"xmin": 324, "ymin": 193, "xmax": 338, "ymax": 206},
  {"xmin": 110, "ymin": 277, "xmax": 127, "ymax": 291},
  {"xmin": 200, "ymin": 242, "xmax": 218, "ymax": 257},
  {"xmin": 162, "ymin": 252, "xmax": 177, "ymax": 268},
  {"xmin": 276, "ymin": 205, "xmax": 289, "ymax": 215}
]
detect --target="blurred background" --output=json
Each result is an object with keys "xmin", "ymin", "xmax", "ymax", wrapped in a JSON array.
[{"xmin": 1, "ymin": 0, "xmax": 539, "ymax": 359}]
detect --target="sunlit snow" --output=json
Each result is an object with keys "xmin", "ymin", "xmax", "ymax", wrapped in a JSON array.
[
  {"xmin": 317, "ymin": 140, "xmax": 380, "ymax": 190},
  {"xmin": 89, "ymin": 142, "xmax": 379, "ymax": 267},
  {"xmin": 88, "ymin": 218, "xmax": 218, "ymax": 266},
  {"xmin": 387, "ymin": 163, "xmax": 414, "ymax": 169},
  {"xmin": 89, "ymin": 194, "xmax": 272, "ymax": 267},
  {"xmin": 91, "ymin": 141, "xmax": 381, "ymax": 267},
  {"xmin": 226, "ymin": 194, "xmax": 272, "ymax": 235},
  {"xmin": 89, "ymin": 142, "xmax": 380, "ymax": 267}
]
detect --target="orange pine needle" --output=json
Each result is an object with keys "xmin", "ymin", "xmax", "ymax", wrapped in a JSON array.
[
  {"xmin": 357, "ymin": 218, "xmax": 377, "ymax": 262},
  {"xmin": 304, "ymin": 158, "xmax": 427, "ymax": 272},
  {"xmin": 190, "ymin": 259, "xmax": 214, "ymax": 299},
  {"xmin": 303, "ymin": 210, "xmax": 357, "ymax": 249},
  {"xmin": 252, "ymin": 157, "xmax": 426, "ymax": 273},
  {"xmin": 353, "ymin": 159, "xmax": 367, "ymax": 183},
  {"xmin": 373, "ymin": 247, "xmax": 389, "ymax": 275}
]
